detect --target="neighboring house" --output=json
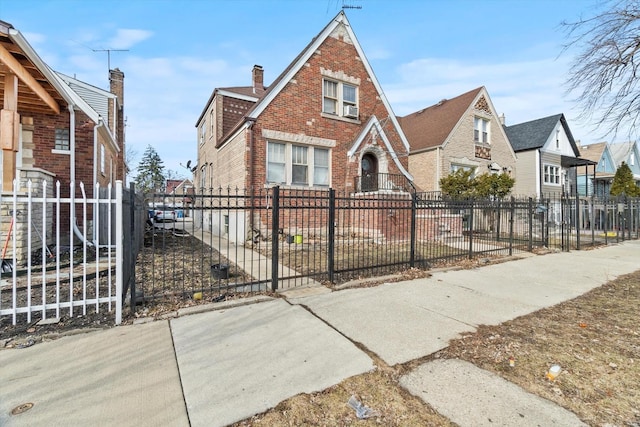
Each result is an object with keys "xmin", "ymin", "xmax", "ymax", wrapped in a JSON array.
[
  {"xmin": 577, "ymin": 142, "xmax": 617, "ymax": 197},
  {"xmin": 195, "ymin": 12, "xmax": 412, "ymax": 240},
  {"xmin": 0, "ymin": 21, "xmax": 126, "ymax": 260},
  {"xmin": 163, "ymin": 178, "xmax": 194, "ymax": 216},
  {"xmin": 609, "ymin": 141, "xmax": 640, "ymax": 185},
  {"xmin": 399, "ymin": 87, "xmax": 517, "ymax": 192},
  {"xmin": 504, "ymin": 113, "xmax": 593, "ymax": 198}
]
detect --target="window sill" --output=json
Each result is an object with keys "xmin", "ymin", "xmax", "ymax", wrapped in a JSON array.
[
  {"xmin": 51, "ymin": 149, "xmax": 71, "ymax": 155},
  {"xmin": 264, "ymin": 183, "xmax": 330, "ymax": 191},
  {"xmin": 321, "ymin": 112, "xmax": 360, "ymax": 124}
]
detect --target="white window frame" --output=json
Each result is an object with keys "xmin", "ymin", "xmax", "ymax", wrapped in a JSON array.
[
  {"xmin": 474, "ymin": 117, "xmax": 489, "ymax": 144},
  {"xmin": 543, "ymin": 164, "xmax": 561, "ymax": 185},
  {"xmin": 322, "ymin": 78, "xmax": 358, "ymax": 119},
  {"xmin": 199, "ymin": 124, "xmax": 206, "ymax": 145},
  {"xmin": 266, "ymin": 141, "xmax": 330, "ymax": 187}
]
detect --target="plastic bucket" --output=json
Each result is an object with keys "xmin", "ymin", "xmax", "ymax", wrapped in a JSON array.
[{"xmin": 294, "ymin": 235, "xmax": 303, "ymax": 244}]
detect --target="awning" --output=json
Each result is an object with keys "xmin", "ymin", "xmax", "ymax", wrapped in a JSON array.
[{"xmin": 561, "ymin": 155, "xmax": 597, "ymax": 168}]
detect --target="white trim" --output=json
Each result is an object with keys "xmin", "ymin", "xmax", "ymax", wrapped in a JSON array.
[
  {"xmin": 347, "ymin": 115, "xmax": 413, "ymax": 181},
  {"xmin": 217, "ymin": 89, "xmax": 260, "ymax": 102},
  {"xmin": 246, "ymin": 12, "xmax": 412, "ymax": 154},
  {"xmin": 262, "ymin": 129, "xmax": 336, "ymax": 148}
]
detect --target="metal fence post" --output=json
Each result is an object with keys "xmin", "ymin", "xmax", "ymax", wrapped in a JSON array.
[
  {"xmin": 410, "ymin": 192, "xmax": 417, "ymax": 267},
  {"xmin": 575, "ymin": 194, "xmax": 581, "ymax": 250},
  {"xmin": 270, "ymin": 186, "xmax": 280, "ymax": 292},
  {"xmin": 115, "ymin": 180, "xmax": 123, "ymax": 325},
  {"xmin": 129, "ymin": 182, "xmax": 137, "ymax": 311},
  {"xmin": 509, "ymin": 197, "xmax": 514, "ymax": 256},
  {"xmin": 468, "ymin": 200, "xmax": 474, "ymax": 259},
  {"xmin": 528, "ymin": 197, "xmax": 533, "ymax": 252},
  {"xmin": 328, "ymin": 189, "xmax": 335, "ymax": 283}
]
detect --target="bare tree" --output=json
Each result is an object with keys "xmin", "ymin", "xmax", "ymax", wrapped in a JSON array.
[{"xmin": 563, "ymin": 0, "xmax": 640, "ymax": 139}]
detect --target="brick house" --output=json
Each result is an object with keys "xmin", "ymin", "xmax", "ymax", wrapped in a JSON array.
[
  {"xmin": 399, "ymin": 86, "xmax": 517, "ymax": 193},
  {"xmin": 195, "ymin": 12, "xmax": 413, "ymax": 241},
  {"xmin": 0, "ymin": 21, "xmax": 126, "ymax": 261}
]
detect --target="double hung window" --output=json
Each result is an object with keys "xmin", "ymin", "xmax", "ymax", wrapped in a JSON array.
[
  {"xmin": 474, "ymin": 117, "xmax": 489, "ymax": 143},
  {"xmin": 55, "ymin": 128, "xmax": 70, "ymax": 151},
  {"xmin": 543, "ymin": 164, "xmax": 560, "ymax": 185},
  {"xmin": 323, "ymin": 79, "xmax": 358, "ymax": 119},
  {"xmin": 267, "ymin": 141, "xmax": 330, "ymax": 187}
]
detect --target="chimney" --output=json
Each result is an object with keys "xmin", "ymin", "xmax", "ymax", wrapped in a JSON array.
[
  {"xmin": 252, "ymin": 65, "xmax": 264, "ymax": 93},
  {"xmin": 499, "ymin": 113, "xmax": 505, "ymax": 125},
  {"xmin": 109, "ymin": 68, "xmax": 126, "ymax": 180},
  {"xmin": 109, "ymin": 68, "xmax": 125, "ymax": 107}
]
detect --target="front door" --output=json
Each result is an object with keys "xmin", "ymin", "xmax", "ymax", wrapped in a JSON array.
[{"xmin": 361, "ymin": 153, "xmax": 378, "ymax": 192}]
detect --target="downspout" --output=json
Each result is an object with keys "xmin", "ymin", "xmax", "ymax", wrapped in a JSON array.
[
  {"xmin": 92, "ymin": 119, "xmax": 103, "ymax": 246},
  {"xmin": 247, "ymin": 118, "xmax": 256, "ymax": 232},
  {"xmin": 68, "ymin": 103, "xmax": 94, "ymax": 247}
]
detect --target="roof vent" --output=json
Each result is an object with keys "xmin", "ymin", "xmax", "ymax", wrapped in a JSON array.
[{"xmin": 436, "ymin": 99, "xmax": 447, "ymax": 106}]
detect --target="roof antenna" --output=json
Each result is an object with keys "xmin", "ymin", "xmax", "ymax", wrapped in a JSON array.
[
  {"xmin": 92, "ymin": 48, "xmax": 129, "ymax": 71},
  {"xmin": 342, "ymin": 0, "xmax": 362, "ymax": 9}
]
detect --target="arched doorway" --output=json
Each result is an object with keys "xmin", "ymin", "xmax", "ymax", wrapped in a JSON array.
[{"xmin": 361, "ymin": 153, "xmax": 378, "ymax": 192}]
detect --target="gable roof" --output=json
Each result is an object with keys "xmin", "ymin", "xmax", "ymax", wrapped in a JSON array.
[
  {"xmin": 608, "ymin": 141, "xmax": 638, "ymax": 166},
  {"xmin": 578, "ymin": 141, "xmax": 608, "ymax": 163},
  {"xmin": 504, "ymin": 113, "xmax": 580, "ymax": 158},
  {"xmin": 348, "ymin": 115, "xmax": 412, "ymax": 179},
  {"xmin": 398, "ymin": 87, "xmax": 483, "ymax": 152},
  {"xmin": 242, "ymin": 11, "xmax": 411, "ymax": 154}
]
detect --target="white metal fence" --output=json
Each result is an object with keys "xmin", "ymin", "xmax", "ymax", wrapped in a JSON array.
[{"xmin": 0, "ymin": 180, "xmax": 123, "ymax": 326}]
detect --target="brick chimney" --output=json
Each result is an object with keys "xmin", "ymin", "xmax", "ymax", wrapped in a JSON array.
[
  {"xmin": 109, "ymin": 68, "xmax": 126, "ymax": 180},
  {"xmin": 252, "ymin": 65, "xmax": 263, "ymax": 93}
]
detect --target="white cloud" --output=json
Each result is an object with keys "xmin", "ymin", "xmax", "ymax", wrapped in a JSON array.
[{"xmin": 107, "ymin": 29, "xmax": 153, "ymax": 49}]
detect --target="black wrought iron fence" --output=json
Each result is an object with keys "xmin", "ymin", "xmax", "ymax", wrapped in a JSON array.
[{"xmin": 128, "ymin": 187, "xmax": 640, "ymax": 309}]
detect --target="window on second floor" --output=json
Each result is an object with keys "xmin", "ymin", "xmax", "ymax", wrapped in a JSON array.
[
  {"xmin": 543, "ymin": 164, "xmax": 560, "ymax": 185},
  {"xmin": 199, "ymin": 124, "xmax": 206, "ymax": 145},
  {"xmin": 473, "ymin": 117, "xmax": 489, "ymax": 144},
  {"xmin": 55, "ymin": 128, "xmax": 70, "ymax": 151},
  {"xmin": 323, "ymin": 79, "xmax": 358, "ymax": 119},
  {"xmin": 631, "ymin": 152, "xmax": 636, "ymax": 166},
  {"xmin": 267, "ymin": 141, "xmax": 330, "ymax": 187}
]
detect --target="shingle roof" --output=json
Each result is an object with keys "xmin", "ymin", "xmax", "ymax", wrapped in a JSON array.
[
  {"xmin": 578, "ymin": 141, "xmax": 608, "ymax": 163},
  {"xmin": 504, "ymin": 114, "xmax": 564, "ymax": 152},
  {"xmin": 398, "ymin": 87, "xmax": 483, "ymax": 152}
]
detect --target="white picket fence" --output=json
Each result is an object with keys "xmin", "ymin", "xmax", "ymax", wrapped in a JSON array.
[{"xmin": 0, "ymin": 180, "xmax": 123, "ymax": 326}]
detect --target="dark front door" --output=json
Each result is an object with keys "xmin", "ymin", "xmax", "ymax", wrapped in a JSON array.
[{"xmin": 361, "ymin": 153, "xmax": 378, "ymax": 192}]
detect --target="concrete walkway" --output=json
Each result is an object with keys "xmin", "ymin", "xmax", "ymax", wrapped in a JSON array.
[{"xmin": 1, "ymin": 240, "xmax": 638, "ymax": 426}]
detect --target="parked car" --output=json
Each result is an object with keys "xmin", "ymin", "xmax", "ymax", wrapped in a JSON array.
[{"xmin": 153, "ymin": 206, "xmax": 176, "ymax": 222}]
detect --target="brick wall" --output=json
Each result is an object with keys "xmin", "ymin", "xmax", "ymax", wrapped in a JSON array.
[{"xmin": 248, "ymin": 27, "xmax": 409, "ymax": 191}]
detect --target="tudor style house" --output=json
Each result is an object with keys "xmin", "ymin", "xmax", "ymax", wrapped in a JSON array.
[
  {"xmin": 399, "ymin": 87, "xmax": 517, "ymax": 192},
  {"xmin": 195, "ymin": 12, "xmax": 413, "ymax": 240},
  {"xmin": 0, "ymin": 20, "xmax": 126, "ymax": 260}
]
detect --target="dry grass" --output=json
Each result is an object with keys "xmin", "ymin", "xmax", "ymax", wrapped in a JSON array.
[{"xmin": 233, "ymin": 269, "xmax": 640, "ymax": 427}]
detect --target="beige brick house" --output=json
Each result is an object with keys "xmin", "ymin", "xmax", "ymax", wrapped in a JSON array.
[
  {"xmin": 195, "ymin": 12, "xmax": 413, "ymax": 241},
  {"xmin": 399, "ymin": 87, "xmax": 517, "ymax": 192}
]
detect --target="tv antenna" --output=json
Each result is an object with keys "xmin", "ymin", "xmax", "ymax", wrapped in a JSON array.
[
  {"xmin": 342, "ymin": 0, "xmax": 362, "ymax": 9},
  {"xmin": 92, "ymin": 48, "xmax": 129, "ymax": 70}
]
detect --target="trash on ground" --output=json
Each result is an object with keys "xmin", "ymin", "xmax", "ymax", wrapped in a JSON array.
[
  {"xmin": 546, "ymin": 364, "xmax": 561, "ymax": 380},
  {"xmin": 509, "ymin": 356, "xmax": 515, "ymax": 367},
  {"xmin": 348, "ymin": 395, "xmax": 380, "ymax": 419}
]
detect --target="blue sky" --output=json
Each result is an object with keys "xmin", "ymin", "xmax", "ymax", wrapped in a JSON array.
[{"xmin": 1, "ymin": 0, "xmax": 610, "ymax": 179}]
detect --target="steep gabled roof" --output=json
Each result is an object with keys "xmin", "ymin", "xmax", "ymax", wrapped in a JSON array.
[
  {"xmin": 398, "ymin": 87, "xmax": 482, "ymax": 152},
  {"xmin": 242, "ymin": 11, "xmax": 410, "ymax": 154},
  {"xmin": 504, "ymin": 114, "xmax": 566, "ymax": 152},
  {"xmin": 348, "ymin": 115, "xmax": 412, "ymax": 180},
  {"xmin": 608, "ymin": 141, "xmax": 637, "ymax": 166}
]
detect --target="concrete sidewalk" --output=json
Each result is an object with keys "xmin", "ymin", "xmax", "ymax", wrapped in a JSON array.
[{"xmin": 1, "ymin": 240, "xmax": 638, "ymax": 426}]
